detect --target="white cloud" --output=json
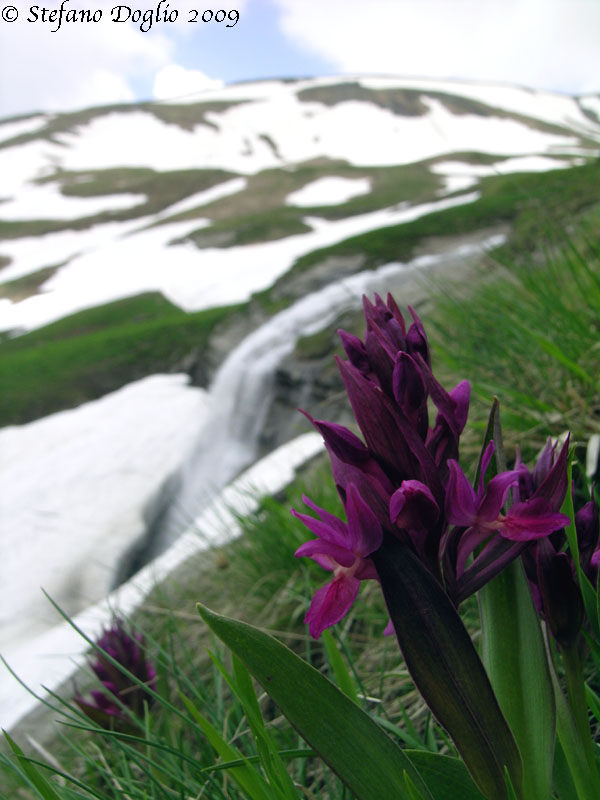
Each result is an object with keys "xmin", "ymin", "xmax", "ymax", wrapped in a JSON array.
[
  {"xmin": 153, "ymin": 64, "xmax": 224, "ymax": 100},
  {"xmin": 273, "ymin": 0, "xmax": 600, "ymax": 94},
  {"xmin": 0, "ymin": 6, "xmax": 172, "ymax": 117}
]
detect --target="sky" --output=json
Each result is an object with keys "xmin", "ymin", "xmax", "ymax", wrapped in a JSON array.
[{"xmin": 0, "ymin": 0, "xmax": 599, "ymax": 119}]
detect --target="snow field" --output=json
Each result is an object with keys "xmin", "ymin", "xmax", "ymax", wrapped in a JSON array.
[
  {"xmin": 0, "ymin": 432, "xmax": 323, "ymax": 731},
  {"xmin": 0, "ymin": 191, "xmax": 479, "ymax": 333}
]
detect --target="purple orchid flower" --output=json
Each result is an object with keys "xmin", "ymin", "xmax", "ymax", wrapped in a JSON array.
[
  {"xmin": 443, "ymin": 441, "xmax": 570, "ymax": 603},
  {"xmin": 291, "ymin": 292, "xmax": 574, "ymax": 796},
  {"xmin": 296, "ymin": 293, "xmax": 572, "ymax": 619},
  {"xmin": 518, "ymin": 438, "xmax": 598, "ymax": 645},
  {"xmin": 75, "ymin": 619, "xmax": 156, "ymax": 728},
  {"xmin": 292, "ymin": 484, "xmax": 382, "ymax": 638}
]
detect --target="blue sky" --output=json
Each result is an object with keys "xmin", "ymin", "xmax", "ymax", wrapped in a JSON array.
[{"xmin": 1, "ymin": 0, "xmax": 599, "ymax": 118}]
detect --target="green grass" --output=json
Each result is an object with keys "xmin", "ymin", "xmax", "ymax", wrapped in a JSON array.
[
  {"xmin": 0, "ymin": 264, "xmax": 62, "ymax": 301},
  {"xmin": 156, "ymin": 158, "xmax": 438, "ymax": 239},
  {"xmin": 427, "ymin": 229, "xmax": 600, "ymax": 457},
  {"xmin": 0, "ymin": 293, "xmax": 243, "ymax": 425}
]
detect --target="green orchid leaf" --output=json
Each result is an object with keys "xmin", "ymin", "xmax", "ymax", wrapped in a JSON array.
[
  {"xmin": 479, "ymin": 559, "xmax": 556, "ymax": 800},
  {"xmin": 550, "ymin": 664, "xmax": 600, "ymax": 800},
  {"xmin": 406, "ymin": 751, "xmax": 485, "ymax": 799},
  {"xmin": 372, "ymin": 538, "xmax": 522, "ymax": 800},
  {"xmin": 477, "ymin": 399, "xmax": 555, "ymax": 800},
  {"xmin": 196, "ymin": 603, "xmax": 433, "ymax": 800},
  {"xmin": 552, "ymin": 737, "xmax": 579, "ymax": 799}
]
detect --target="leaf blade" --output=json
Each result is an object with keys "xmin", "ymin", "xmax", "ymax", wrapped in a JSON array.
[{"xmin": 196, "ymin": 603, "xmax": 433, "ymax": 800}]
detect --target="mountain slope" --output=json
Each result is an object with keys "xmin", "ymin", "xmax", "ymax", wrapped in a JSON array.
[
  {"xmin": 1, "ymin": 75, "xmax": 600, "ymax": 733},
  {"xmin": 1, "ymin": 76, "xmax": 598, "ymax": 335}
]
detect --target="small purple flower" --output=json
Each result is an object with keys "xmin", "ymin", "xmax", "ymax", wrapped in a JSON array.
[
  {"xmin": 445, "ymin": 451, "xmax": 569, "ymax": 576},
  {"xmin": 443, "ymin": 441, "xmax": 570, "ymax": 602},
  {"xmin": 519, "ymin": 439, "xmax": 598, "ymax": 645},
  {"xmin": 292, "ymin": 484, "xmax": 382, "ymax": 638},
  {"xmin": 75, "ymin": 620, "xmax": 156, "ymax": 728}
]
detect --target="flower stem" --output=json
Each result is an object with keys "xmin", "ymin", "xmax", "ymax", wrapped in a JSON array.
[
  {"xmin": 548, "ymin": 634, "xmax": 600, "ymax": 800},
  {"xmin": 560, "ymin": 640, "xmax": 597, "ymax": 775}
]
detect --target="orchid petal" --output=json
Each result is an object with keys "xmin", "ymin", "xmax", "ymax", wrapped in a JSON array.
[
  {"xmin": 449, "ymin": 380, "xmax": 470, "ymax": 434},
  {"xmin": 294, "ymin": 539, "xmax": 355, "ymax": 568},
  {"xmin": 392, "ymin": 352, "xmax": 427, "ymax": 424},
  {"xmin": 299, "ymin": 493, "xmax": 347, "ymax": 538},
  {"xmin": 500, "ymin": 499, "xmax": 569, "ymax": 542},
  {"xmin": 533, "ymin": 435, "xmax": 569, "ymax": 511},
  {"xmin": 390, "ymin": 480, "xmax": 439, "ymax": 530},
  {"xmin": 345, "ymin": 484, "xmax": 383, "ymax": 556},
  {"xmin": 406, "ymin": 306, "xmax": 430, "ymax": 365},
  {"xmin": 304, "ymin": 575, "xmax": 360, "ymax": 638},
  {"xmin": 290, "ymin": 508, "xmax": 348, "ymax": 548},
  {"xmin": 338, "ymin": 329, "xmax": 370, "ymax": 374},
  {"xmin": 445, "ymin": 460, "xmax": 478, "ymax": 525},
  {"xmin": 455, "ymin": 525, "xmax": 490, "ymax": 578},
  {"xmin": 477, "ymin": 470, "xmax": 520, "ymax": 521}
]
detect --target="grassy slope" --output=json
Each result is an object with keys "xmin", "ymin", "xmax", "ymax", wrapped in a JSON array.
[
  {"xmin": 254, "ymin": 159, "xmax": 600, "ymax": 311},
  {"xmin": 2, "ymin": 163, "xmax": 600, "ymax": 800},
  {"xmin": 2, "ymin": 159, "xmax": 599, "ymax": 427},
  {"xmin": 0, "ymin": 294, "xmax": 241, "ymax": 425}
]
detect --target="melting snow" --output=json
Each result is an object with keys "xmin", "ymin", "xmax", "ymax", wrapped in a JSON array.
[
  {"xmin": 359, "ymin": 77, "xmax": 600, "ymax": 139},
  {"xmin": 285, "ymin": 176, "xmax": 371, "ymax": 206},
  {"xmin": 432, "ymin": 154, "xmax": 575, "ymax": 193},
  {"xmin": 0, "ymin": 115, "xmax": 50, "ymax": 144},
  {"xmin": 0, "ymin": 192, "xmax": 479, "ymax": 333},
  {"xmin": 0, "ymin": 183, "xmax": 146, "ymax": 221},
  {"xmin": 0, "ymin": 374, "xmax": 209, "ymax": 655},
  {"xmin": 0, "ymin": 432, "xmax": 323, "ymax": 731},
  {"xmin": 14, "ymin": 90, "xmax": 583, "ymax": 178},
  {"xmin": 580, "ymin": 95, "xmax": 600, "ymax": 122}
]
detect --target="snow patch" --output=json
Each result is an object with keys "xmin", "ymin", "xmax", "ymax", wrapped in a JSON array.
[
  {"xmin": 0, "ymin": 192, "xmax": 479, "ymax": 333},
  {"xmin": 580, "ymin": 95, "xmax": 600, "ymax": 121},
  {"xmin": 359, "ymin": 77, "xmax": 600, "ymax": 139},
  {"xmin": 0, "ymin": 183, "xmax": 146, "ymax": 221},
  {"xmin": 0, "ymin": 432, "xmax": 323, "ymax": 732},
  {"xmin": 431, "ymin": 155, "xmax": 574, "ymax": 194},
  {"xmin": 0, "ymin": 374, "xmax": 210, "ymax": 655},
  {"xmin": 285, "ymin": 176, "xmax": 371, "ymax": 206},
  {"xmin": 431, "ymin": 156, "xmax": 582, "ymax": 194},
  {"xmin": 29, "ymin": 89, "xmax": 584, "ymax": 179},
  {"xmin": 0, "ymin": 115, "xmax": 50, "ymax": 144},
  {"xmin": 0, "ymin": 139, "xmax": 58, "ymax": 197}
]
